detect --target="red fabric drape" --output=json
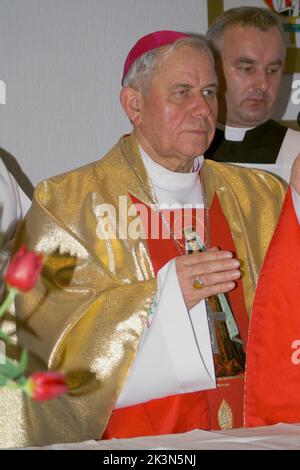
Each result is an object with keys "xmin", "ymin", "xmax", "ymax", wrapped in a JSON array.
[{"xmin": 245, "ymin": 188, "xmax": 300, "ymax": 426}]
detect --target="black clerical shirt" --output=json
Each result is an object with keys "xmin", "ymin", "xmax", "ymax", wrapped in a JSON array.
[{"xmin": 205, "ymin": 120, "xmax": 287, "ymax": 164}]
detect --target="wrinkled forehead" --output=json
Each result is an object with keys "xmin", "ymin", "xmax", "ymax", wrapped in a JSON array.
[{"xmin": 153, "ymin": 44, "xmax": 216, "ymax": 81}]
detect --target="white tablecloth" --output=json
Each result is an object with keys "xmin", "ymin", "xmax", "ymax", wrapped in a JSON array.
[{"xmin": 24, "ymin": 423, "xmax": 300, "ymax": 450}]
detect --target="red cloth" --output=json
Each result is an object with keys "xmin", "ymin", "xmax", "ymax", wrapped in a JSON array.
[
  {"xmin": 129, "ymin": 193, "xmax": 183, "ymax": 276},
  {"xmin": 210, "ymin": 194, "xmax": 249, "ymax": 349},
  {"xmin": 245, "ymin": 187, "xmax": 300, "ymax": 426},
  {"xmin": 103, "ymin": 391, "xmax": 210, "ymax": 439},
  {"xmin": 207, "ymin": 375, "xmax": 244, "ymax": 430}
]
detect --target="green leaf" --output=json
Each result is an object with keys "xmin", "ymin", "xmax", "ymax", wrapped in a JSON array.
[
  {"xmin": 0, "ymin": 359, "xmax": 18, "ymax": 378},
  {"xmin": 14, "ymin": 349, "xmax": 28, "ymax": 377},
  {"xmin": 0, "ymin": 374, "xmax": 8, "ymax": 386},
  {"xmin": 0, "ymin": 350, "xmax": 28, "ymax": 379}
]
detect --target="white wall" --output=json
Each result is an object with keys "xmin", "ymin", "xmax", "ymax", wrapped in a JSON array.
[{"xmin": 0, "ymin": 0, "xmax": 208, "ymax": 188}]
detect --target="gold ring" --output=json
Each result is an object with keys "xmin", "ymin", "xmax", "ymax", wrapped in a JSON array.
[{"xmin": 193, "ymin": 276, "xmax": 204, "ymax": 289}]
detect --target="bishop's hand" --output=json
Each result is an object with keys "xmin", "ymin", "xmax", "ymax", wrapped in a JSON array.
[{"xmin": 175, "ymin": 247, "xmax": 240, "ymax": 310}]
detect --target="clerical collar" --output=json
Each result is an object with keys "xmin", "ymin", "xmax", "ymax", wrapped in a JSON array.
[
  {"xmin": 217, "ymin": 123, "xmax": 254, "ymax": 142},
  {"xmin": 138, "ymin": 144, "xmax": 203, "ymax": 191}
]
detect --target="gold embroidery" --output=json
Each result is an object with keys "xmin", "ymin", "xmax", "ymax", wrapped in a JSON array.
[{"xmin": 218, "ymin": 399, "xmax": 233, "ymax": 430}]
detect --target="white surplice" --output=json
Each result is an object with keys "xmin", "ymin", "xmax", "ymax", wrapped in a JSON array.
[
  {"xmin": 0, "ymin": 158, "xmax": 31, "ymax": 285},
  {"xmin": 0, "ymin": 158, "xmax": 31, "ymax": 243},
  {"xmin": 116, "ymin": 147, "xmax": 216, "ymax": 408}
]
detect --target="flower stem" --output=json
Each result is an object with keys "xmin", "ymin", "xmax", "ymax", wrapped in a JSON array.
[{"xmin": 0, "ymin": 288, "xmax": 18, "ymax": 319}]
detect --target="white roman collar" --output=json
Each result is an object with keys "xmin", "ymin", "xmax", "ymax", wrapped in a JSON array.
[
  {"xmin": 217, "ymin": 123, "xmax": 254, "ymax": 142},
  {"xmin": 138, "ymin": 144, "xmax": 203, "ymax": 191}
]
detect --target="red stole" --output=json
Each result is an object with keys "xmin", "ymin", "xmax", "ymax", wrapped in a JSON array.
[
  {"xmin": 245, "ymin": 188, "xmax": 300, "ymax": 426},
  {"xmin": 103, "ymin": 192, "xmax": 249, "ymax": 439}
]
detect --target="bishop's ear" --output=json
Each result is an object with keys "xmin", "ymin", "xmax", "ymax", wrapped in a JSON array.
[{"xmin": 120, "ymin": 87, "xmax": 143, "ymax": 126}]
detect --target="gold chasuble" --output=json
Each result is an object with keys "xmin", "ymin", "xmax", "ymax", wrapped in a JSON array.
[{"xmin": 0, "ymin": 133, "xmax": 286, "ymax": 448}]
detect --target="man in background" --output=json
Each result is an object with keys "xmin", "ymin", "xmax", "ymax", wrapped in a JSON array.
[{"xmin": 206, "ymin": 6, "xmax": 300, "ymax": 166}]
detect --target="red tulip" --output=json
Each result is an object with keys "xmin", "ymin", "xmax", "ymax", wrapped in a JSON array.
[
  {"xmin": 5, "ymin": 245, "xmax": 43, "ymax": 292},
  {"xmin": 25, "ymin": 371, "xmax": 69, "ymax": 401}
]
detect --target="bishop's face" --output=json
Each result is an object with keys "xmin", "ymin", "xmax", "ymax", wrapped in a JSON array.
[
  {"xmin": 217, "ymin": 25, "xmax": 285, "ymax": 127},
  {"xmin": 134, "ymin": 45, "xmax": 218, "ymax": 171}
]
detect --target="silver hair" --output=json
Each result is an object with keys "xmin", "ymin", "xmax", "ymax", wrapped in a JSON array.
[
  {"xmin": 207, "ymin": 6, "xmax": 286, "ymax": 53},
  {"xmin": 123, "ymin": 35, "xmax": 215, "ymax": 91}
]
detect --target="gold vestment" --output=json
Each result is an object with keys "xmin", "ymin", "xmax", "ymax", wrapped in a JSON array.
[{"xmin": 0, "ymin": 133, "xmax": 286, "ymax": 448}]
